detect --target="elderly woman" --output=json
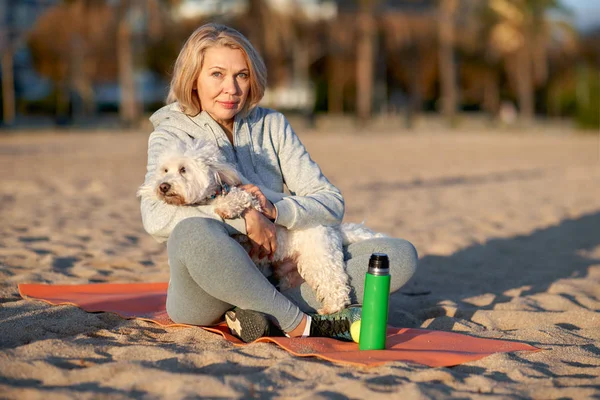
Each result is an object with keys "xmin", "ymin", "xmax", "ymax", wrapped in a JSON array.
[{"xmin": 140, "ymin": 23, "xmax": 418, "ymax": 343}]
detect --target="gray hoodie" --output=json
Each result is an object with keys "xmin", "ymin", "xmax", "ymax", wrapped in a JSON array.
[{"xmin": 140, "ymin": 103, "xmax": 345, "ymax": 243}]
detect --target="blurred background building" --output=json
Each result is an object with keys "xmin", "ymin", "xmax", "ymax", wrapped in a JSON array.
[{"xmin": 0, "ymin": 0, "xmax": 598, "ymax": 129}]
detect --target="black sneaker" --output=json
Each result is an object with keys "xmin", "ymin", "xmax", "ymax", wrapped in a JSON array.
[
  {"xmin": 310, "ymin": 305, "xmax": 362, "ymax": 341},
  {"xmin": 225, "ymin": 308, "xmax": 283, "ymax": 343}
]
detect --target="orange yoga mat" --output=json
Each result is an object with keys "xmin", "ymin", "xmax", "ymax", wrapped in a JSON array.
[{"xmin": 18, "ymin": 282, "xmax": 540, "ymax": 368}]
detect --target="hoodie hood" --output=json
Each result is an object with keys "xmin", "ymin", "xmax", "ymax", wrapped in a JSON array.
[
  {"xmin": 149, "ymin": 102, "xmax": 183, "ymax": 130},
  {"xmin": 149, "ymin": 102, "xmax": 237, "ymax": 163},
  {"xmin": 149, "ymin": 103, "xmax": 219, "ymax": 141},
  {"xmin": 148, "ymin": 102, "xmax": 262, "ymax": 180}
]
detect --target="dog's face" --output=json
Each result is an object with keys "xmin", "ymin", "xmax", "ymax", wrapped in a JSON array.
[
  {"xmin": 152, "ymin": 154, "xmax": 214, "ymax": 205},
  {"xmin": 137, "ymin": 139, "xmax": 241, "ymax": 205}
]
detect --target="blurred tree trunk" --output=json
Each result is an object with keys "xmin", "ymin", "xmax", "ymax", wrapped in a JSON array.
[
  {"xmin": 56, "ymin": 76, "xmax": 70, "ymax": 124},
  {"xmin": 292, "ymin": 39, "xmax": 308, "ymax": 85},
  {"xmin": 70, "ymin": 39, "xmax": 96, "ymax": 117},
  {"xmin": 117, "ymin": 1, "xmax": 139, "ymax": 127},
  {"xmin": 69, "ymin": 4, "xmax": 94, "ymax": 119},
  {"xmin": 356, "ymin": 0, "xmax": 376, "ymax": 124},
  {"xmin": 483, "ymin": 70, "xmax": 500, "ymax": 118},
  {"xmin": 328, "ymin": 57, "xmax": 345, "ymax": 113},
  {"xmin": 244, "ymin": 0, "xmax": 266, "ymax": 60},
  {"xmin": 407, "ymin": 45, "xmax": 423, "ymax": 129},
  {"xmin": 1, "ymin": 49, "xmax": 15, "ymax": 125},
  {"xmin": 1, "ymin": 0, "xmax": 16, "ymax": 126},
  {"xmin": 438, "ymin": 0, "xmax": 457, "ymax": 124},
  {"xmin": 516, "ymin": 45, "xmax": 534, "ymax": 121}
]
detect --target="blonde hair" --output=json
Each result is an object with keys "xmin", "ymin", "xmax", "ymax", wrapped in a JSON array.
[{"xmin": 167, "ymin": 23, "xmax": 267, "ymax": 117}]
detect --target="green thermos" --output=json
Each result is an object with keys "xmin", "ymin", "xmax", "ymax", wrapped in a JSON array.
[{"xmin": 359, "ymin": 253, "xmax": 391, "ymax": 350}]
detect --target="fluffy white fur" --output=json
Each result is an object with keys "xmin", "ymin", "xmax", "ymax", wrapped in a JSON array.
[{"xmin": 138, "ymin": 139, "xmax": 385, "ymax": 314}]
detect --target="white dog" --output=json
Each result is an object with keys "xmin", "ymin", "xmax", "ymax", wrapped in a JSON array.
[{"xmin": 138, "ymin": 139, "xmax": 385, "ymax": 314}]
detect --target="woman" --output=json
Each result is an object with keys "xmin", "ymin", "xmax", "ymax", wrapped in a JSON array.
[{"xmin": 140, "ymin": 23, "xmax": 418, "ymax": 343}]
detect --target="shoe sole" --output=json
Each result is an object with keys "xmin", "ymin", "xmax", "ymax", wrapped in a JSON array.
[{"xmin": 225, "ymin": 309, "xmax": 269, "ymax": 343}]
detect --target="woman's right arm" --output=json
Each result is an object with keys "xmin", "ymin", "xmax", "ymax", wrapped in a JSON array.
[{"xmin": 140, "ymin": 130, "xmax": 246, "ymax": 243}]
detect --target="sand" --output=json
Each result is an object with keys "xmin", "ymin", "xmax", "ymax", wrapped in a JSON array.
[{"xmin": 0, "ymin": 122, "xmax": 599, "ymax": 399}]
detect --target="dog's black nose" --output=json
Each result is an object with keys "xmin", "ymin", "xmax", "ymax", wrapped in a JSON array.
[{"xmin": 159, "ymin": 183, "xmax": 171, "ymax": 193}]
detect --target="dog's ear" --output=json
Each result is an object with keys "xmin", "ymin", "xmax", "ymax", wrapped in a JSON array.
[
  {"xmin": 213, "ymin": 160, "xmax": 242, "ymax": 186},
  {"xmin": 136, "ymin": 182, "xmax": 154, "ymax": 199},
  {"xmin": 187, "ymin": 138, "xmax": 241, "ymax": 186}
]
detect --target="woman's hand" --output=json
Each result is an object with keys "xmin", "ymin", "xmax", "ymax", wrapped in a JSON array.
[
  {"xmin": 242, "ymin": 208, "xmax": 277, "ymax": 260},
  {"xmin": 239, "ymin": 184, "xmax": 277, "ymax": 221}
]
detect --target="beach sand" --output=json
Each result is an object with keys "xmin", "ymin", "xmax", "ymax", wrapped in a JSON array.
[{"xmin": 0, "ymin": 124, "xmax": 599, "ymax": 398}]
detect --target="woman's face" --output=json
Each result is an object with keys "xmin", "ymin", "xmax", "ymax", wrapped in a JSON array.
[{"xmin": 196, "ymin": 46, "xmax": 250, "ymax": 126}]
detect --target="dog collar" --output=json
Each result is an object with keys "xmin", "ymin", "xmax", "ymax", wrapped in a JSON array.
[{"xmin": 210, "ymin": 183, "xmax": 231, "ymax": 199}]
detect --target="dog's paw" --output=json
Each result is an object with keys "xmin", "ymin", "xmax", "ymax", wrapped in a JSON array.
[
  {"xmin": 317, "ymin": 305, "xmax": 344, "ymax": 315},
  {"xmin": 318, "ymin": 294, "xmax": 351, "ymax": 315},
  {"xmin": 214, "ymin": 207, "xmax": 236, "ymax": 219}
]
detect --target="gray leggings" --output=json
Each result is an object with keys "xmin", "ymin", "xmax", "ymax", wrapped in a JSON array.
[{"xmin": 165, "ymin": 217, "xmax": 418, "ymax": 332}]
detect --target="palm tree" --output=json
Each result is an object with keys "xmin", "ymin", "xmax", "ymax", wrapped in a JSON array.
[
  {"xmin": 487, "ymin": 0, "xmax": 576, "ymax": 122},
  {"xmin": 117, "ymin": 0, "xmax": 181, "ymax": 126},
  {"xmin": 28, "ymin": 1, "xmax": 114, "ymax": 122},
  {"xmin": 379, "ymin": 6, "xmax": 437, "ymax": 126},
  {"xmin": 28, "ymin": 0, "xmax": 179, "ymax": 125},
  {"xmin": 229, "ymin": 0, "xmax": 327, "ymax": 118},
  {"xmin": 456, "ymin": 0, "xmax": 504, "ymax": 118},
  {"xmin": 325, "ymin": 13, "xmax": 356, "ymax": 114},
  {"xmin": 234, "ymin": 0, "xmax": 320, "ymax": 87}
]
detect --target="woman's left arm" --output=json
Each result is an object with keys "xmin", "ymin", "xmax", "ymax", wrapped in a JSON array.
[{"xmin": 271, "ymin": 115, "xmax": 344, "ymax": 230}]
